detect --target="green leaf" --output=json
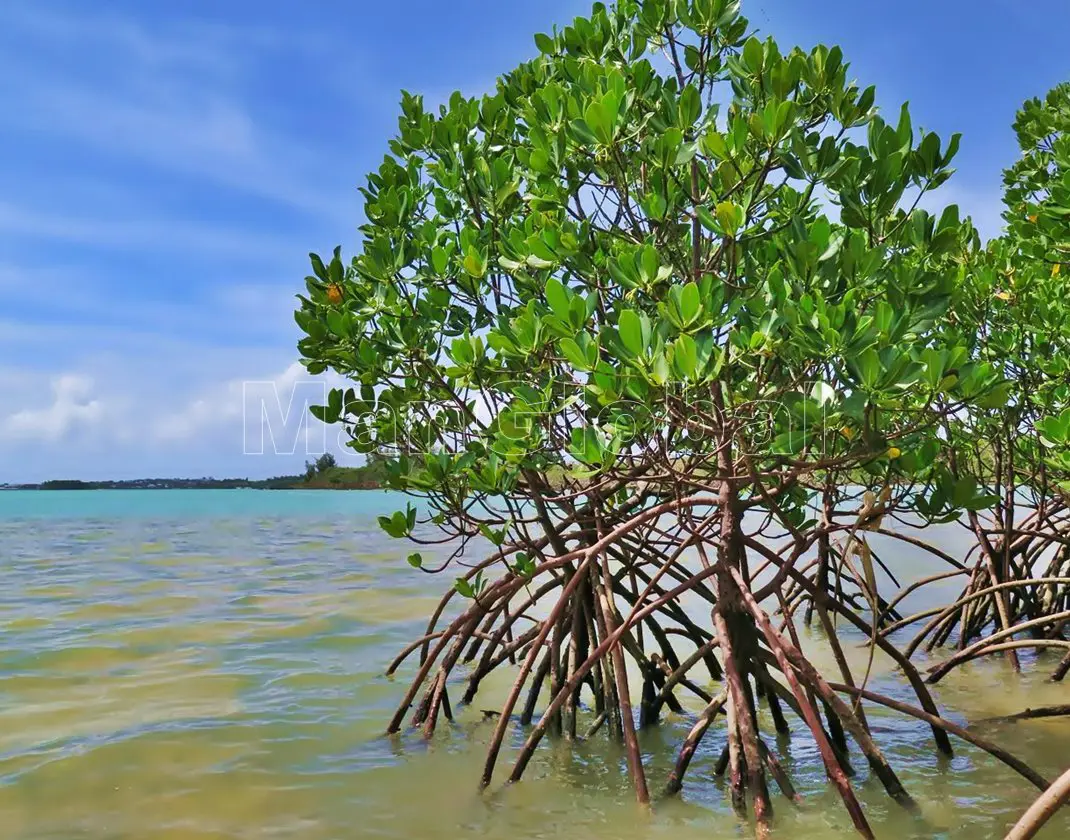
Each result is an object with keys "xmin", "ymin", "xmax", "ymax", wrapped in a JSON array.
[
  {"xmin": 407, "ymin": 553, "xmax": 423, "ymax": 569},
  {"xmin": 649, "ymin": 351, "xmax": 670, "ymax": 385},
  {"xmin": 570, "ymin": 427, "xmax": 605, "ymax": 466},
  {"xmin": 772, "ymin": 430, "xmax": 806, "ymax": 456},
  {"xmin": 951, "ymin": 477, "xmax": 978, "ymax": 509},
  {"xmin": 463, "ymin": 248, "xmax": 486, "ymax": 278},
  {"xmin": 922, "ymin": 348, "xmax": 946, "ymax": 389},
  {"xmin": 560, "ymin": 337, "xmax": 591, "ymax": 370},
  {"xmin": 619, "ymin": 310, "xmax": 645, "ymax": 356},
  {"xmin": 742, "ymin": 37, "xmax": 763, "ymax": 73},
  {"xmin": 675, "ymin": 142, "xmax": 699, "ymax": 166},
  {"xmin": 855, "ymin": 348, "xmax": 882, "ymax": 389},
  {"xmin": 672, "ymin": 334, "xmax": 698, "ymax": 379},
  {"xmin": 679, "ymin": 85, "xmax": 701, "ymax": 126},
  {"xmin": 975, "ymin": 381, "xmax": 1013, "ymax": 409},
  {"xmin": 569, "ymin": 118, "xmax": 598, "ymax": 145},
  {"xmin": 479, "ymin": 523, "xmax": 506, "ymax": 546},
  {"xmin": 715, "ymin": 201, "xmax": 743, "ymax": 236},
  {"xmin": 513, "ymin": 552, "xmax": 535, "ymax": 578},
  {"xmin": 895, "ymin": 101, "xmax": 913, "ymax": 148},
  {"xmin": 696, "ymin": 206, "xmax": 718, "ymax": 232},
  {"xmin": 309, "ymin": 253, "xmax": 328, "ymax": 281},
  {"xmin": 585, "ymin": 101, "xmax": 612, "ymax": 144},
  {"xmin": 964, "ymin": 493, "xmax": 1000, "ymax": 512},
  {"xmin": 450, "ymin": 334, "xmax": 475, "ymax": 366},
  {"xmin": 328, "ymin": 388, "xmax": 343, "ymax": 420},
  {"xmin": 545, "ymin": 277, "xmax": 570, "ymax": 319},
  {"xmin": 328, "ymin": 257, "xmax": 343, "ymax": 286},
  {"xmin": 874, "ymin": 301, "xmax": 894, "ymax": 335},
  {"xmin": 326, "ymin": 310, "xmax": 348, "ymax": 338},
  {"xmin": 640, "ymin": 246, "xmax": 659, "ymax": 285},
  {"xmin": 679, "ymin": 282, "xmax": 701, "ymax": 324},
  {"xmin": 1038, "ymin": 416, "xmax": 1069, "ymax": 444},
  {"xmin": 431, "ymin": 247, "xmax": 450, "ymax": 274},
  {"xmin": 377, "ymin": 510, "xmax": 411, "ymax": 539}
]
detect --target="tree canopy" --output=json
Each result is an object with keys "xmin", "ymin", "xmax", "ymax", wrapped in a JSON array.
[{"xmin": 297, "ymin": 0, "xmax": 1006, "ymax": 532}]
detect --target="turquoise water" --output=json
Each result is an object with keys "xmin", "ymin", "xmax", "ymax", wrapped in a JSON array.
[
  {"xmin": 0, "ymin": 489, "xmax": 1067, "ymax": 839},
  {"xmin": 0, "ymin": 488, "xmax": 410, "ymax": 520}
]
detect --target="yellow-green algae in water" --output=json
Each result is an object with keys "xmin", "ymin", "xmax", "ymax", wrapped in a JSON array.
[{"xmin": 0, "ymin": 490, "xmax": 1067, "ymax": 839}]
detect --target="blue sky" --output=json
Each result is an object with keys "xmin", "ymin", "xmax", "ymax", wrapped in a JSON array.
[{"xmin": 0, "ymin": 0, "xmax": 1066, "ymax": 482}]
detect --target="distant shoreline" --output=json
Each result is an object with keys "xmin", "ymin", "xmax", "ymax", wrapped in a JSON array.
[
  {"xmin": 0, "ymin": 484, "xmax": 382, "ymax": 491},
  {"xmin": 1, "ymin": 466, "xmax": 385, "ymax": 492}
]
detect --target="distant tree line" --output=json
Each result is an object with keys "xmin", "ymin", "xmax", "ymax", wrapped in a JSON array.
[{"xmin": 9, "ymin": 452, "xmax": 388, "ymax": 491}]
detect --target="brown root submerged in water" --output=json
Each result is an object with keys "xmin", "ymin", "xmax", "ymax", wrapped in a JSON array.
[
  {"xmin": 382, "ymin": 498, "xmax": 1051, "ymax": 839},
  {"xmin": 782, "ymin": 490, "xmax": 1070, "ymax": 688},
  {"xmin": 1003, "ymin": 766, "xmax": 1070, "ymax": 840}
]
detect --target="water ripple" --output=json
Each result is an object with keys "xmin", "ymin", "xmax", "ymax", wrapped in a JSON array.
[{"xmin": 0, "ymin": 491, "xmax": 1066, "ymax": 838}]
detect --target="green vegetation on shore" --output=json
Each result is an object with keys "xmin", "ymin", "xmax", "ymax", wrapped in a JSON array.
[{"xmin": 3, "ymin": 453, "xmax": 387, "ymax": 491}]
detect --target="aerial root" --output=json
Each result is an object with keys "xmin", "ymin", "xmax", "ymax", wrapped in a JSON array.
[
  {"xmin": 973, "ymin": 705, "xmax": 1070, "ymax": 725},
  {"xmin": 1002, "ymin": 766, "xmax": 1070, "ymax": 840},
  {"xmin": 826, "ymin": 683, "xmax": 1050, "ymax": 791},
  {"xmin": 663, "ymin": 691, "xmax": 727, "ymax": 797},
  {"xmin": 383, "ymin": 508, "xmax": 1052, "ymax": 838}
]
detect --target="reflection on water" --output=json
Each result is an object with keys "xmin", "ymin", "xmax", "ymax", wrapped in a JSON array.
[{"xmin": 0, "ymin": 490, "xmax": 1066, "ymax": 839}]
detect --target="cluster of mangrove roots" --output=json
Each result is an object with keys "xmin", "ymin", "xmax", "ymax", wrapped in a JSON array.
[
  {"xmin": 384, "ymin": 489, "xmax": 1063, "ymax": 839},
  {"xmin": 878, "ymin": 497, "xmax": 1070, "ymax": 685}
]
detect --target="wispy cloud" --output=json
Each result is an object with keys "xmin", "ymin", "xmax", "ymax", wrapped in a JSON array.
[
  {"xmin": 0, "ymin": 1, "xmax": 356, "ymax": 441},
  {"xmin": 0, "ymin": 1, "xmax": 588, "ymax": 482},
  {"xmin": 1, "ymin": 84, "xmax": 352, "ymax": 219},
  {"xmin": 0, "ymin": 201, "xmax": 303, "ymax": 260},
  {"xmin": 0, "ymin": 3, "xmax": 312, "ymax": 77},
  {"xmin": 152, "ymin": 362, "xmax": 345, "ymax": 450},
  {"xmin": 0, "ymin": 262, "xmax": 300, "ymax": 351},
  {"xmin": 0, "ymin": 4, "xmax": 355, "ymax": 220}
]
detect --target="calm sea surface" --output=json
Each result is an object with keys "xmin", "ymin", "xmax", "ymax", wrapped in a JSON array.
[{"xmin": 0, "ymin": 489, "xmax": 1066, "ymax": 839}]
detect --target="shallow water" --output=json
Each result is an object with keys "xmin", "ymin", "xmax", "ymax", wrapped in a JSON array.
[{"xmin": 0, "ymin": 489, "xmax": 1066, "ymax": 839}]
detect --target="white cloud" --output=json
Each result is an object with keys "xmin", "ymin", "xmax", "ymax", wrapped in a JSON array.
[
  {"xmin": 152, "ymin": 361, "xmax": 350, "ymax": 460},
  {"xmin": 0, "ymin": 356, "xmax": 357, "ymax": 483},
  {"xmin": 1, "ymin": 374, "xmax": 109, "ymax": 443},
  {"xmin": 156, "ymin": 361, "xmax": 295, "ymax": 442}
]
